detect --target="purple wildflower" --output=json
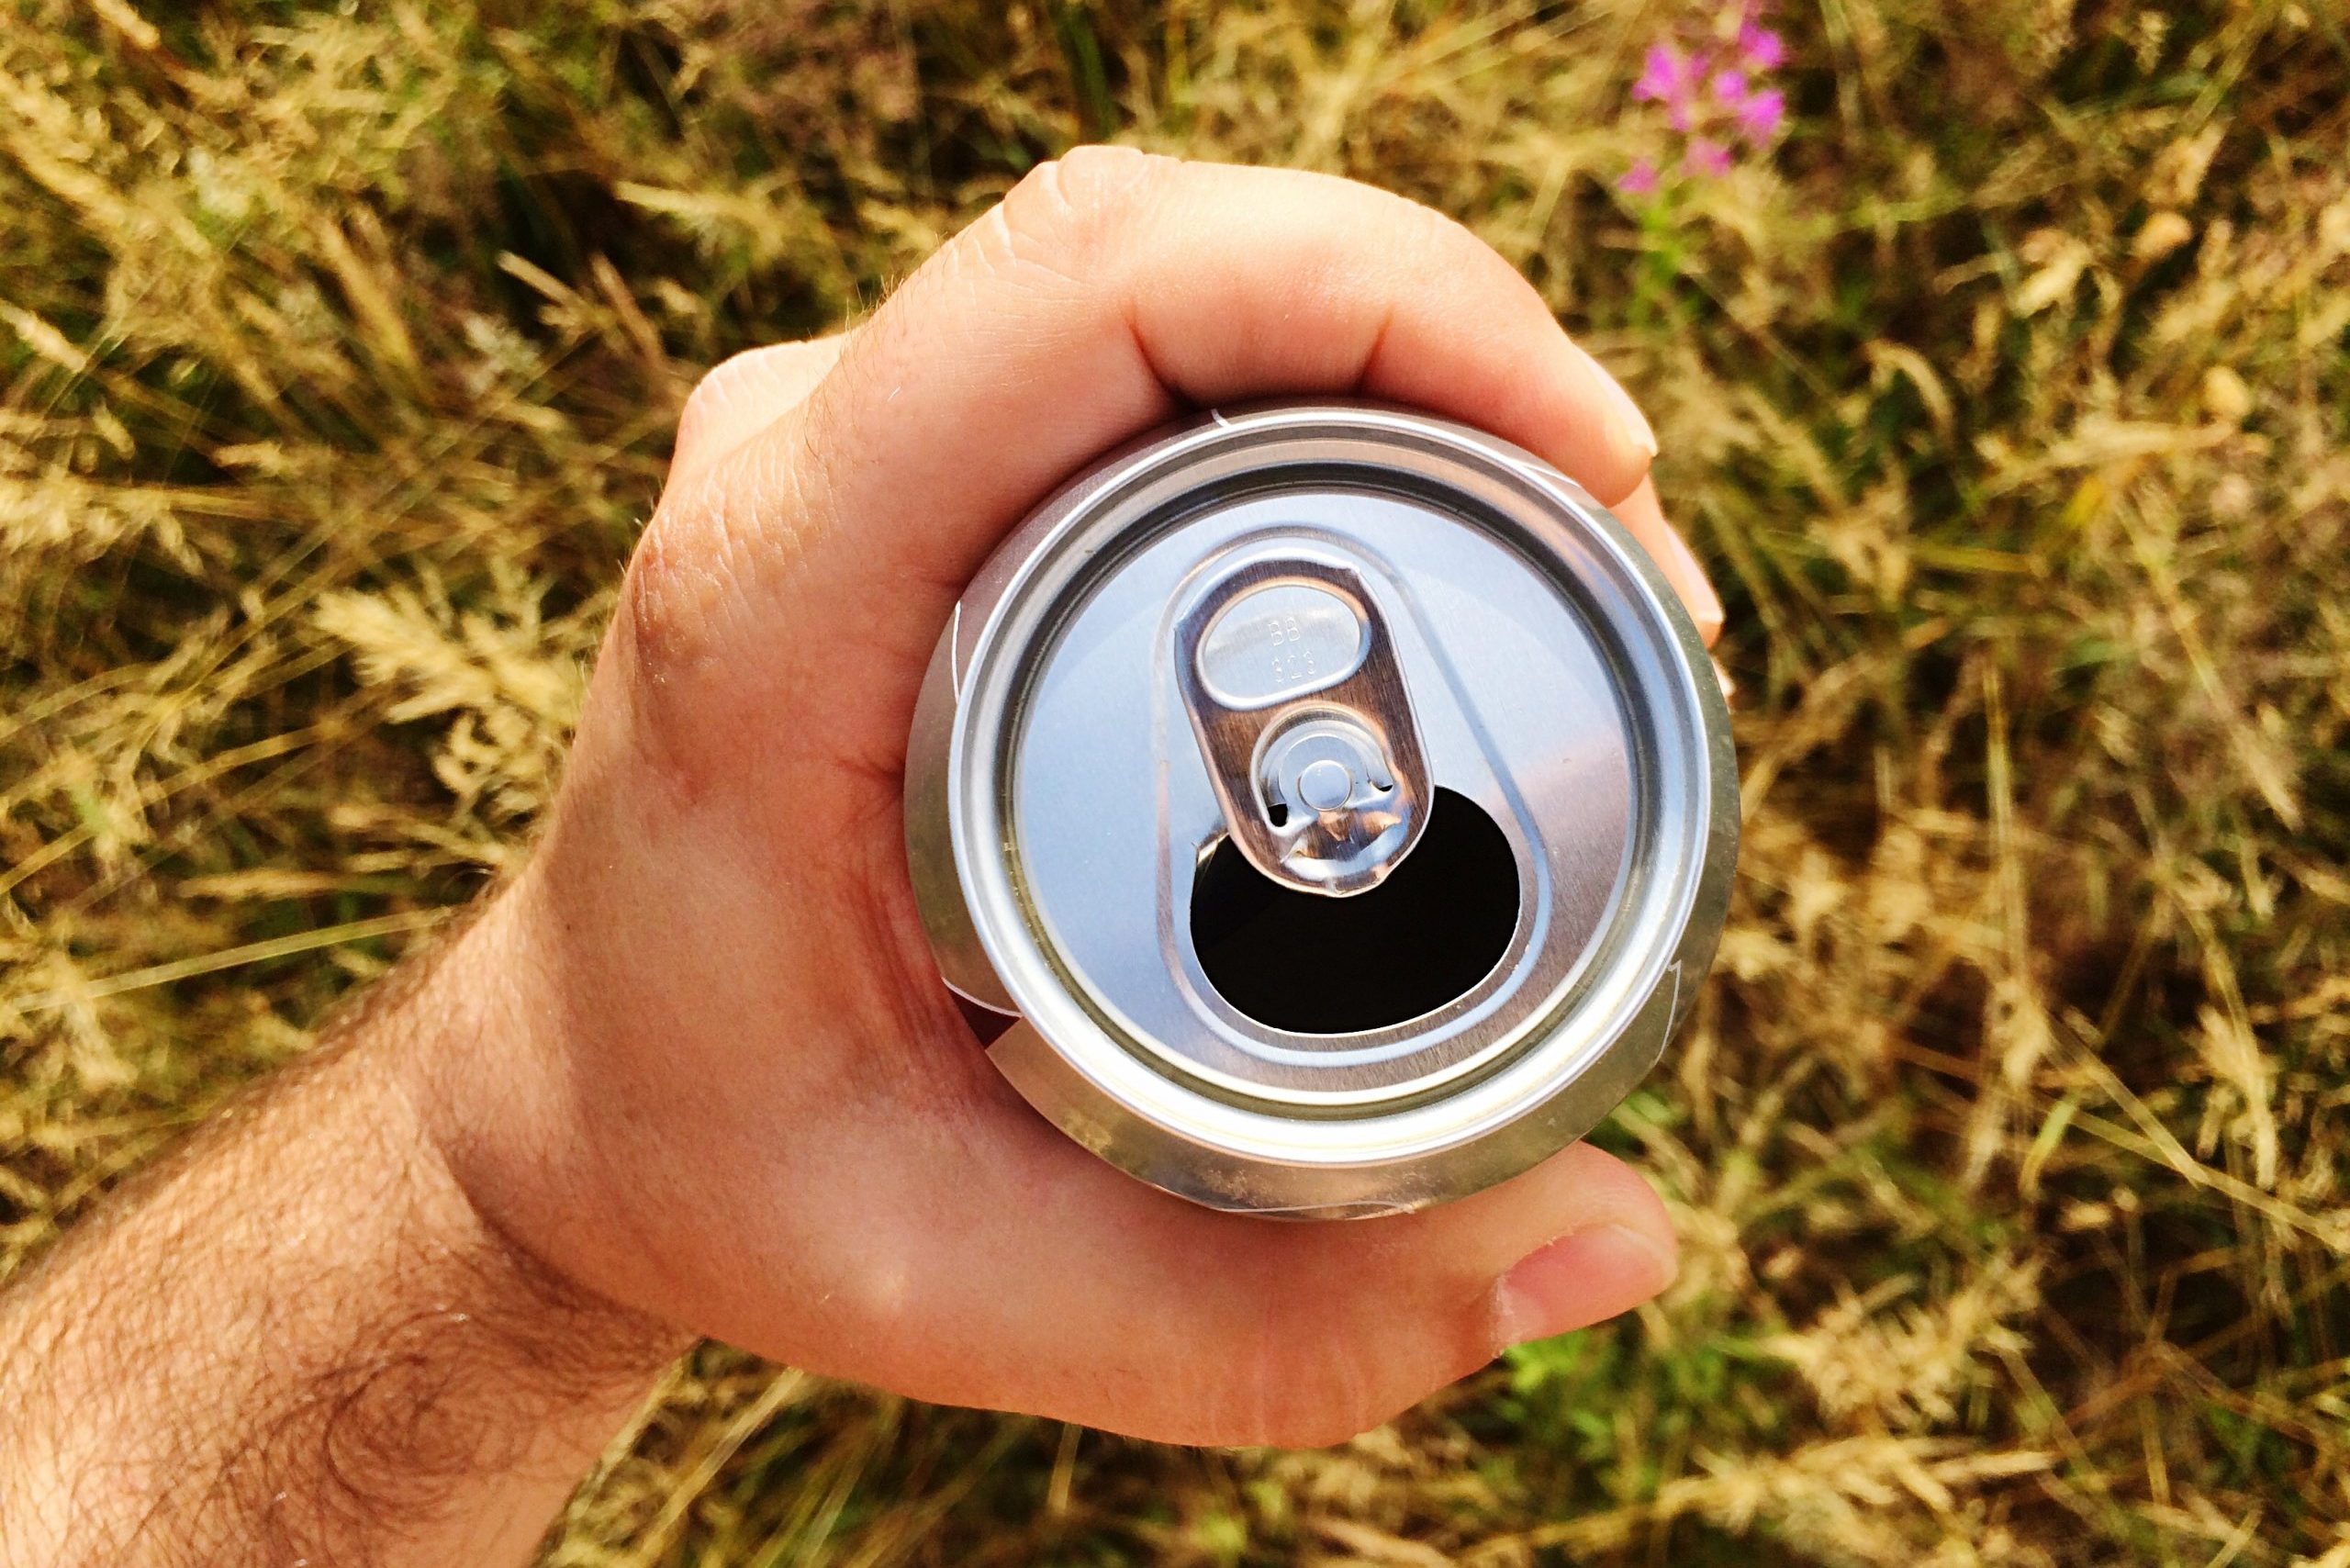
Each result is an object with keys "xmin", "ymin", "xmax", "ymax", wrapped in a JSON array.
[
  {"xmin": 1684, "ymin": 138, "xmax": 1733, "ymax": 177},
  {"xmin": 1738, "ymin": 22, "xmax": 1786, "ymax": 72},
  {"xmin": 1625, "ymin": 4, "xmax": 1789, "ymax": 190},
  {"xmin": 1633, "ymin": 45, "xmax": 1696, "ymax": 109},
  {"xmin": 1734, "ymin": 86, "xmax": 1785, "ymax": 140}
]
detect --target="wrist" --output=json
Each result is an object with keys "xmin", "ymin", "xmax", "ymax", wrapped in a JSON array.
[{"xmin": 384, "ymin": 882, "xmax": 695, "ymax": 1380}]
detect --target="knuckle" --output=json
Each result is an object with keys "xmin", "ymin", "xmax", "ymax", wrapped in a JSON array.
[
  {"xmin": 677, "ymin": 346, "xmax": 764, "ymax": 431},
  {"xmin": 675, "ymin": 349, "xmax": 768, "ymax": 456},
  {"xmin": 621, "ymin": 427, "xmax": 823, "ymax": 700},
  {"xmin": 622, "ymin": 465, "xmax": 754, "ymax": 673},
  {"xmin": 608, "ymin": 496, "xmax": 755, "ymax": 803},
  {"xmin": 1197, "ymin": 1260, "xmax": 1502, "ymax": 1449},
  {"xmin": 616, "ymin": 501, "xmax": 720, "ymax": 682},
  {"xmin": 675, "ymin": 338, "xmax": 844, "ymax": 461},
  {"xmin": 1214, "ymin": 1305, "xmax": 1413, "ymax": 1450},
  {"xmin": 1396, "ymin": 198, "xmax": 1498, "ymax": 280},
  {"xmin": 991, "ymin": 145, "xmax": 1176, "ymax": 284},
  {"xmin": 1255, "ymin": 1379, "xmax": 1406, "ymax": 1451}
]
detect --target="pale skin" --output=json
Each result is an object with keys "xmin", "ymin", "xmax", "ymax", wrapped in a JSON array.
[{"xmin": 0, "ymin": 151, "xmax": 1727, "ymax": 1565}]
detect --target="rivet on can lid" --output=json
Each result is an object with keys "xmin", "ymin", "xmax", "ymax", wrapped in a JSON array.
[{"xmin": 1295, "ymin": 758, "xmax": 1353, "ymax": 812}]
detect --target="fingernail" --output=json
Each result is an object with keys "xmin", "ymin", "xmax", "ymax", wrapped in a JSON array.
[
  {"xmin": 1576, "ymin": 346, "xmax": 1659, "ymax": 462},
  {"xmin": 1657, "ymin": 525, "xmax": 1726, "ymax": 644},
  {"xmin": 1490, "ymin": 1223, "xmax": 1678, "ymax": 1350}
]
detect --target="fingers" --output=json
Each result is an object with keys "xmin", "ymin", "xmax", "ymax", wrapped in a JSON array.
[
  {"xmin": 1612, "ymin": 476, "xmax": 1726, "ymax": 647},
  {"xmin": 668, "ymin": 333, "xmax": 854, "ymax": 484},
  {"xmin": 661, "ymin": 338, "xmax": 1716, "ymax": 659},
  {"xmin": 628, "ymin": 149, "xmax": 1662, "ymax": 729},
  {"xmin": 813, "ymin": 146, "xmax": 1657, "ymax": 567},
  {"xmin": 763, "ymin": 1051, "xmax": 1676, "ymax": 1447}
]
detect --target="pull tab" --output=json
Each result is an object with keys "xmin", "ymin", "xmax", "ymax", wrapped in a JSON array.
[{"xmin": 1174, "ymin": 546, "xmax": 1430, "ymax": 897}]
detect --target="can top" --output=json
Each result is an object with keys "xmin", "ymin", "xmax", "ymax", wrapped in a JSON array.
[{"xmin": 911, "ymin": 402, "xmax": 1736, "ymax": 1215}]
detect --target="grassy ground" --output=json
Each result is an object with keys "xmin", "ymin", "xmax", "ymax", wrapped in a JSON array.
[{"xmin": 5, "ymin": 1, "xmax": 2348, "ymax": 1562}]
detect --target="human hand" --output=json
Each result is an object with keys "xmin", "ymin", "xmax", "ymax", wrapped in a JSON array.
[{"xmin": 412, "ymin": 149, "xmax": 1725, "ymax": 1448}]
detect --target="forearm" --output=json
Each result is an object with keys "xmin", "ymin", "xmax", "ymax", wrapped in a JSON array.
[{"xmin": 0, "ymin": 914, "xmax": 688, "ymax": 1568}]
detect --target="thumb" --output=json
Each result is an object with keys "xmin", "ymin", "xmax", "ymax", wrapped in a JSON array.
[{"xmin": 781, "ymin": 1049, "xmax": 1680, "ymax": 1449}]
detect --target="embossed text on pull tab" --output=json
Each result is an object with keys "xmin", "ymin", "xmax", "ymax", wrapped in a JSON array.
[{"xmin": 1173, "ymin": 543, "xmax": 1430, "ymax": 897}]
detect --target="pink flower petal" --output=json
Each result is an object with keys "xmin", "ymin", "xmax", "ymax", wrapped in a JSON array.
[
  {"xmin": 1684, "ymin": 138, "xmax": 1734, "ymax": 177},
  {"xmin": 1633, "ymin": 44, "xmax": 1687, "ymax": 104},
  {"xmin": 1738, "ymin": 23, "xmax": 1785, "ymax": 71},
  {"xmin": 1711, "ymin": 68, "xmax": 1750, "ymax": 108},
  {"xmin": 1617, "ymin": 159, "xmax": 1661, "ymax": 196},
  {"xmin": 1736, "ymin": 86, "xmax": 1785, "ymax": 140}
]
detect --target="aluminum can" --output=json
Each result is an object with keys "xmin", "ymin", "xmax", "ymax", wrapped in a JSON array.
[{"xmin": 905, "ymin": 401, "xmax": 1736, "ymax": 1217}]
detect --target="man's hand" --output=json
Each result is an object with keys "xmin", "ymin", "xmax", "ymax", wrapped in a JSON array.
[
  {"xmin": 420, "ymin": 150, "xmax": 1719, "ymax": 1444},
  {"xmin": 0, "ymin": 151, "xmax": 1724, "ymax": 1566}
]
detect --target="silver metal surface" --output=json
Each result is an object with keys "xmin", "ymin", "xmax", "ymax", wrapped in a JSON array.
[
  {"xmin": 1173, "ymin": 546, "xmax": 1428, "ymax": 896},
  {"xmin": 903, "ymin": 400, "xmax": 1738, "ymax": 1217}
]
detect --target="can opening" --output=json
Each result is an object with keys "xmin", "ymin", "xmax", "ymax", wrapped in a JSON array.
[{"xmin": 1189, "ymin": 787, "xmax": 1519, "ymax": 1035}]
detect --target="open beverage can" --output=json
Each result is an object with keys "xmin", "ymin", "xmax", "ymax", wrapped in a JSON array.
[{"xmin": 905, "ymin": 401, "xmax": 1736, "ymax": 1216}]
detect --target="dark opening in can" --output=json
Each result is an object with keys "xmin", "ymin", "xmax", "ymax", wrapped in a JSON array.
[
  {"xmin": 905, "ymin": 401, "xmax": 1737, "ymax": 1217},
  {"xmin": 1189, "ymin": 786, "xmax": 1520, "ymax": 1035}
]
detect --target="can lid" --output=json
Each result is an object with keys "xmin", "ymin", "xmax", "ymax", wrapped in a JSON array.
[{"xmin": 909, "ymin": 402, "xmax": 1737, "ymax": 1215}]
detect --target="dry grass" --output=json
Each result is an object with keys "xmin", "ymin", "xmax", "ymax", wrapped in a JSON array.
[{"xmin": 5, "ymin": 1, "xmax": 2348, "ymax": 1562}]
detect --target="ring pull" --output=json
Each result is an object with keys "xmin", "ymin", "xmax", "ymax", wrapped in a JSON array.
[{"xmin": 1174, "ymin": 547, "xmax": 1430, "ymax": 897}]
